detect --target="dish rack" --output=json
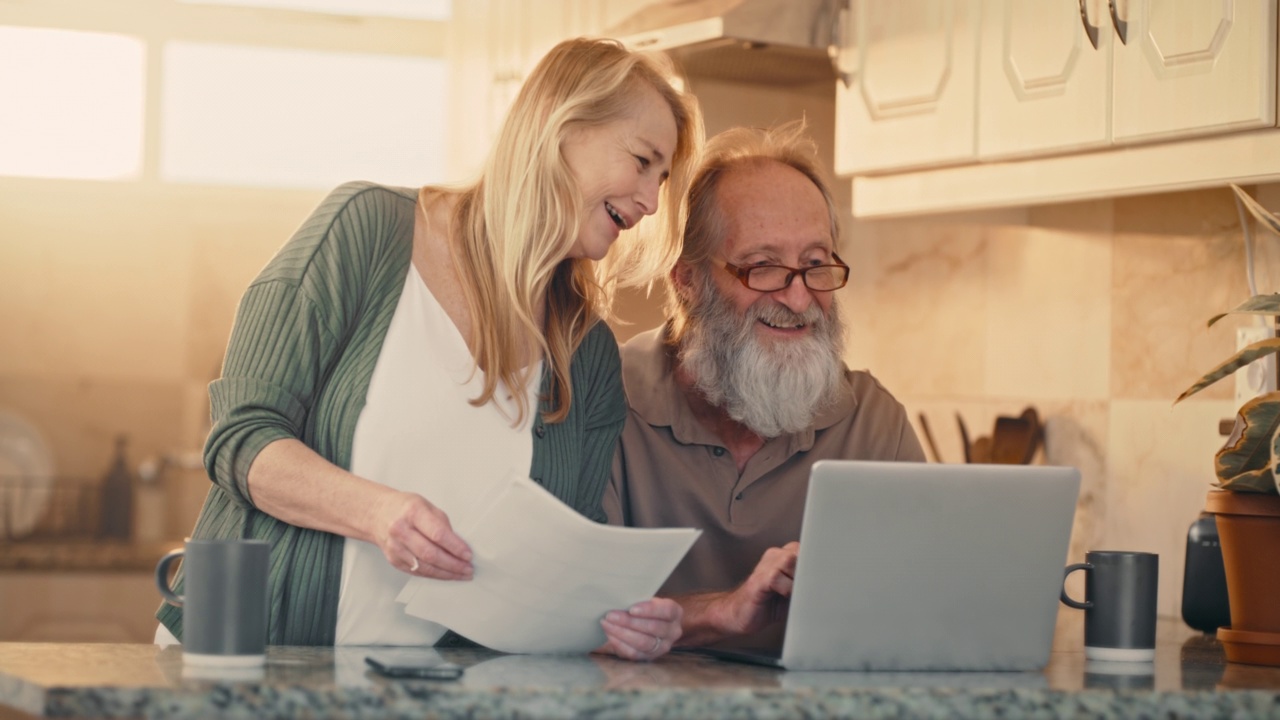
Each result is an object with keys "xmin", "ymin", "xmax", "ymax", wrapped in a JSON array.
[{"xmin": 0, "ymin": 475, "xmax": 107, "ymax": 542}]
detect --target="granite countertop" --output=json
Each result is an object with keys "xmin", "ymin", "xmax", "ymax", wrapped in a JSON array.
[{"xmin": 2, "ymin": 617, "xmax": 1279, "ymax": 719}]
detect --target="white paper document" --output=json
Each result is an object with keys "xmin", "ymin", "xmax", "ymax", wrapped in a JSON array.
[{"xmin": 396, "ymin": 474, "xmax": 700, "ymax": 654}]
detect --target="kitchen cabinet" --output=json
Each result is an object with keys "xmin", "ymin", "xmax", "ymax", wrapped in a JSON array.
[
  {"xmin": 484, "ymin": 0, "xmax": 535, "ymax": 138},
  {"xmin": 1113, "ymin": 0, "xmax": 1276, "ymax": 143},
  {"xmin": 449, "ymin": 0, "xmax": 628, "ymax": 176},
  {"xmin": 475, "ymin": 0, "xmax": 648, "ymax": 140},
  {"xmin": 978, "ymin": 0, "xmax": 1276, "ymax": 160},
  {"xmin": 834, "ymin": 0, "xmax": 982, "ymax": 174},
  {"xmin": 844, "ymin": 0, "xmax": 1280, "ymax": 216},
  {"xmin": 0, "ymin": 542, "xmax": 179, "ymax": 643},
  {"xmin": 977, "ymin": 0, "xmax": 1111, "ymax": 159},
  {"xmin": 0, "ymin": 572, "xmax": 159, "ymax": 643}
]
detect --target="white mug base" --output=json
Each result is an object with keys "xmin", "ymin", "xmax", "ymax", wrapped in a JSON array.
[
  {"xmin": 182, "ymin": 651, "xmax": 266, "ymax": 668},
  {"xmin": 1084, "ymin": 646, "xmax": 1155, "ymax": 663}
]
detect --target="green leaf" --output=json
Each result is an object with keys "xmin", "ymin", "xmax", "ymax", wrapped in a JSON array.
[
  {"xmin": 1207, "ymin": 293, "xmax": 1280, "ymax": 327},
  {"xmin": 1232, "ymin": 183, "xmax": 1280, "ymax": 237},
  {"xmin": 1175, "ymin": 339, "xmax": 1280, "ymax": 403},
  {"xmin": 1217, "ymin": 467, "xmax": 1277, "ymax": 493},
  {"xmin": 1215, "ymin": 394, "xmax": 1280, "ymax": 483}
]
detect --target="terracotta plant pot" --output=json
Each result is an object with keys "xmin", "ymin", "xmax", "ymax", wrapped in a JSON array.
[{"xmin": 1204, "ymin": 489, "xmax": 1280, "ymax": 666}]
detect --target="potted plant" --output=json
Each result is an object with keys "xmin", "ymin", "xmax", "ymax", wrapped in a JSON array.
[{"xmin": 1175, "ymin": 184, "xmax": 1280, "ymax": 667}]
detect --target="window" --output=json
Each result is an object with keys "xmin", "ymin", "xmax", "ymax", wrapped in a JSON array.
[
  {"xmin": 0, "ymin": 4, "xmax": 449, "ymax": 187},
  {"xmin": 176, "ymin": 0, "xmax": 451, "ymax": 21},
  {"xmin": 0, "ymin": 27, "xmax": 145, "ymax": 180},
  {"xmin": 160, "ymin": 43, "xmax": 447, "ymax": 188}
]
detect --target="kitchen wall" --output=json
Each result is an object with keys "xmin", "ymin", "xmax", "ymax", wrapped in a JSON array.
[
  {"xmin": 611, "ymin": 76, "xmax": 1280, "ymax": 620},
  {"xmin": 1, "ymin": 180, "xmax": 341, "ymax": 538},
  {"xmin": 841, "ymin": 184, "xmax": 1280, "ymax": 620},
  {"xmin": 4, "ymin": 2, "xmax": 1279, "ymax": 623}
]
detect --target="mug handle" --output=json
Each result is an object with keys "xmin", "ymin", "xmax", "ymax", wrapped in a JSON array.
[
  {"xmin": 1060, "ymin": 562, "xmax": 1093, "ymax": 609},
  {"xmin": 155, "ymin": 549, "xmax": 185, "ymax": 607}
]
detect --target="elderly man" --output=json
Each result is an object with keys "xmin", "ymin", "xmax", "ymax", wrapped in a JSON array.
[{"xmin": 604, "ymin": 121, "xmax": 925, "ymax": 650}]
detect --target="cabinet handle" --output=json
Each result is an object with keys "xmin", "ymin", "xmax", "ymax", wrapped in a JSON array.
[
  {"xmin": 1108, "ymin": 0, "xmax": 1128, "ymax": 45},
  {"xmin": 828, "ymin": 0, "xmax": 854, "ymax": 89},
  {"xmin": 1078, "ymin": 0, "xmax": 1100, "ymax": 50}
]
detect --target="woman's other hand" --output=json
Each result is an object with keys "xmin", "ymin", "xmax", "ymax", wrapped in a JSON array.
[
  {"xmin": 598, "ymin": 597, "xmax": 682, "ymax": 662},
  {"xmin": 371, "ymin": 489, "xmax": 473, "ymax": 580}
]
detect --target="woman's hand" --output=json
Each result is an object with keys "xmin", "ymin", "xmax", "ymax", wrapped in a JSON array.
[
  {"xmin": 242, "ymin": 440, "xmax": 472, "ymax": 579},
  {"xmin": 597, "ymin": 598, "xmax": 683, "ymax": 662},
  {"xmin": 369, "ymin": 488, "xmax": 473, "ymax": 580}
]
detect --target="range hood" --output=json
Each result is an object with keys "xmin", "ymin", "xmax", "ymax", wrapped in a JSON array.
[{"xmin": 605, "ymin": 0, "xmax": 843, "ymax": 86}]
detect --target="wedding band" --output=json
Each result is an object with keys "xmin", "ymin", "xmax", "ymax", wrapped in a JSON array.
[
  {"xmin": 650, "ymin": 636, "xmax": 662, "ymax": 653},
  {"xmin": 409, "ymin": 556, "xmax": 420, "ymax": 573}
]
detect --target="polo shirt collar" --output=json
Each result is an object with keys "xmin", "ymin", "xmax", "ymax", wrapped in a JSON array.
[{"xmin": 620, "ymin": 324, "xmax": 859, "ymax": 452}]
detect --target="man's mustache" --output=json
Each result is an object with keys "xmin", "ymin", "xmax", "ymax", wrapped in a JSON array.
[{"xmin": 748, "ymin": 301, "xmax": 826, "ymax": 329}]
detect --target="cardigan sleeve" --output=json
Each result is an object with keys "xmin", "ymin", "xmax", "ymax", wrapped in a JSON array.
[
  {"xmin": 203, "ymin": 181, "xmax": 406, "ymax": 506},
  {"xmin": 568, "ymin": 321, "xmax": 627, "ymax": 523}
]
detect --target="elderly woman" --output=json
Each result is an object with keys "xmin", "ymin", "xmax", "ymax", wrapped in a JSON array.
[{"xmin": 156, "ymin": 37, "xmax": 703, "ymax": 661}]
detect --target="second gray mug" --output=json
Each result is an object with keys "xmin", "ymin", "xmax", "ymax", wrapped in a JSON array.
[
  {"xmin": 156, "ymin": 538, "xmax": 270, "ymax": 666},
  {"xmin": 1060, "ymin": 550, "xmax": 1158, "ymax": 662}
]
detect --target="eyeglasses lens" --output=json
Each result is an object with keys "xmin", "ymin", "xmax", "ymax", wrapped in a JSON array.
[{"xmin": 746, "ymin": 265, "xmax": 847, "ymax": 292}]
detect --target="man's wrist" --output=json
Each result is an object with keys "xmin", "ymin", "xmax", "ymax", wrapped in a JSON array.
[{"xmin": 673, "ymin": 591, "xmax": 733, "ymax": 646}]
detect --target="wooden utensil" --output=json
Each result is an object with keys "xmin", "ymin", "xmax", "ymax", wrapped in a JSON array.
[
  {"xmin": 989, "ymin": 407, "xmax": 1043, "ymax": 464},
  {"xmin": 917, "ymin": 413, "xmax": 944, "ymax": 463}
]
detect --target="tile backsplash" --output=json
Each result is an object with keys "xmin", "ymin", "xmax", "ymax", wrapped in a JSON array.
[{"xmin": 826, "ymin": 184, "xmax": 1280, "ymax": 619}]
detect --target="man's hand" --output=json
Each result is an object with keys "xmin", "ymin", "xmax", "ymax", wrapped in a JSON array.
[{"xmin": 674, "ymin": 542, "xmax": 799, "ymax": 647}]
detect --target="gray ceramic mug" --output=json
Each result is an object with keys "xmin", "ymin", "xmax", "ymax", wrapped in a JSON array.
[
  {"xmin": 156, "ymin": 538, "xmax": 270, "ymax": 666},
  {"xmin": 1061, "ymin": 550, "xmax": 1159, "ymax": 662}
]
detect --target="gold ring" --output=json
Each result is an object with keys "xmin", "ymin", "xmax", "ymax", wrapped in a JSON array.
[{"xmin": 409, "ymin": 556, "xmax": 420, "ymax": 573}]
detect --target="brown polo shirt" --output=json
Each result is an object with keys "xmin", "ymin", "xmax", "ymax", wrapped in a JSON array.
[{"xmin": 605, "ymin": 325, "xmax": 926, "ymax": 602}]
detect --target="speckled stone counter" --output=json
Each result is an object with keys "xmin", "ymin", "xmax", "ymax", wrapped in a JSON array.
[{"xmin": 2, "ymin": 618, "xmax": 1279, "ymax": 719}]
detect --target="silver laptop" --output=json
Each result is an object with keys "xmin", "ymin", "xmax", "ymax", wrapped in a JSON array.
[{"xmin": 697, "ymin": 460, "xmax": 1080, "ymax": 671}]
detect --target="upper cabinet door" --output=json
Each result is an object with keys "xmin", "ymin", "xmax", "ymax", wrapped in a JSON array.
[
  {"xmin": 977, "ymin": 0, "xmax": 1112, "ymax": 159},
  {"xmin": 1112, "ymin": 0, "xmax": 1277, "ymax": 143},
  {"xmin": 835, "ymin": 0, "xmax": 981, "ymax": 174}
]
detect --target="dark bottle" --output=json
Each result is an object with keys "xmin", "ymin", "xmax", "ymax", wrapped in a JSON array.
[{"xmin": 99, "ymin": 435, "xmax": 134, "ymax": 541}]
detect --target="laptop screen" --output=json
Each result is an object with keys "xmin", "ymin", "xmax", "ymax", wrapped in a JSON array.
[{"xmin": 777, "ymin": 460, "xmax": 1080, "ymax": 671}]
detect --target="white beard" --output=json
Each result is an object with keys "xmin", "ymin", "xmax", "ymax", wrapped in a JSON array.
[{"xmin": 678, "ymin": 274, "xmax": 846, "ymax": 438}]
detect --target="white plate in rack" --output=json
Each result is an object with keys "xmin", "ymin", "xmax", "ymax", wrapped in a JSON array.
[{"xmin": 0, "ymin": 408, "xmax": 55, "ymax": 539}]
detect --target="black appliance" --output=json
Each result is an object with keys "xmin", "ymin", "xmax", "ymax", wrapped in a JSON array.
[{"xmin": 1181, "ymin": 512, "xmax": 1231, "ymax": 634}]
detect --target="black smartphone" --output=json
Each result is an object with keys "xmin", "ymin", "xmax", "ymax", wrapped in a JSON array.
[{"xmin": 364, "ymin": 651, "xmax": 464, "ymax": 680}]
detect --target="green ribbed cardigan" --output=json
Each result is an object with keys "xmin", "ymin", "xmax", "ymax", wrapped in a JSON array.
[{"xmin": 157, "ymin": 182, "xmax": 626, "ymax": 645}]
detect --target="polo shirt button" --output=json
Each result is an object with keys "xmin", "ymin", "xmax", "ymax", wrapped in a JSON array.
[
  {"xmin": 535, "ymin": 425, "xmax": 546, "ymax": 438},
  {"xmin": 735, "ymin": 492, "xmax": 744, "ymax": 500},
  {"xmin": 713, "ymin": 447, "xmax": 725, "ymax": 456}
]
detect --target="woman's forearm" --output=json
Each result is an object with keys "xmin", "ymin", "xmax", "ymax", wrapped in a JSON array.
[{"xmin": 245, "ymin": 438, "xmax": 394, "ymax": 543}]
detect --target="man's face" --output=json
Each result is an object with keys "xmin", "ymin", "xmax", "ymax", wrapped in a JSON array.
[
  {"xmin": 706, "ymin": 160, "xmax": 838, "ymax": 336},
  {"xmin": 674, "ymin": 160, "xmax": 846, "ymax": 438}
]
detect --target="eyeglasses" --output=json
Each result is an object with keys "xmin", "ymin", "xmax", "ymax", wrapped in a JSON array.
[{"xmin": 722, "ymin": 254, "xmax": 850, "ymax": 292}]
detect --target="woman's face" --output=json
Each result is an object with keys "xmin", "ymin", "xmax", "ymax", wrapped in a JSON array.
[{"xmin": 561, "ymin": 83, "xmax": 679, "ymax": 261}]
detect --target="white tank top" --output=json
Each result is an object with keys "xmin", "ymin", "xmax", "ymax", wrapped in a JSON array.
[{"xmin": 335, "ymin": 266, "xmax": 539, "ymax": 645}]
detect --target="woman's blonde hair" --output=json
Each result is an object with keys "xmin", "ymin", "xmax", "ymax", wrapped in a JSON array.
[{"xmin": 424, "ymin": 37, "xmax": 702, "ymax": 425}]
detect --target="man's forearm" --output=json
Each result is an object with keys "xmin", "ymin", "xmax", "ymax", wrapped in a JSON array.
[{"xmin": 671, "ymin": 591, "xmax": 735, "ymax": 647}]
